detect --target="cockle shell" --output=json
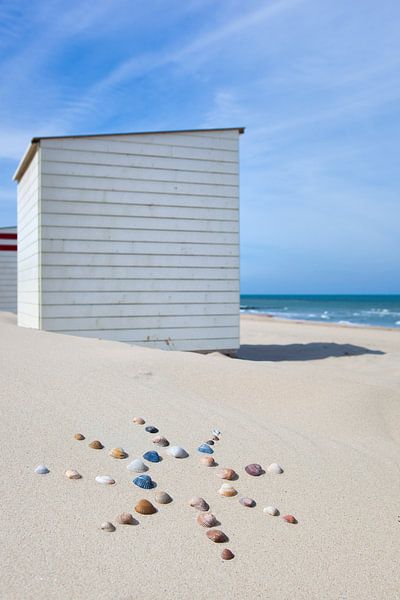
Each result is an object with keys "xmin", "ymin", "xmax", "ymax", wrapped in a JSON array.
[
  {"xmin": 189, "ymin": 497, "xmax": 209, "ymax": 511},
  {"xmin": 221, "ymin": 549, "xmax": 234, "ymax": 560},
  {"xmin": 216, "ymin": 468, "xmax": 236, "ymax": 480},
  {"xmin": 127, "ymin": 459, "xmax": 148, "ymax": 473},
  {"xmin": 74, "ymin": 433, "xmax": 85, "ymax": 440},
  {"xmin": 198, "ymin": 443, "xmax": 213, "ymax": 454},
  {"xmin": 218, "ymin": 484, "xmax": 237, "ymax": 497},
  {"xmin": 282, "ymin": 514, "xmax": 297, "ymax": 524},
  {"xmin": 133, "ymin": 474, "xmax": 154, "ymax": 489},
  {"xmin": 135, "ymin": 499, "xmax": 157, "ymax": 515},
  {"xmin": 155, "ymin": 491, "xmax": 172, "ymax": 504},
  {"xmin": 133, "ymin": 417, "xmax": 145, "ymax": 425},
  {"xmin": 89, "ymin": 440, "xmax": 104, "ymax": 450},
  {"xmin": 245, "ymin": 463, "xmax": 263, "ymax": 476},
  {"xmin": 167, "ymin": 446, "xmax": 188, "ymax": 458},
  {"xmin": 116, "ymin": 512, "xmax": 135, "ymax": 525},
  {"xmin": 267, "ymin": 462, "xmax": 284, "ymax": 474},
  {"xmin": 101, "ymin": 521, "xmax": 115, "ymax": 532},
  {"xmin": 95, "ymin": 475, "xmax": 115, "ymax": 485},
  {"xmin": 145, "ymin": 425, "xmax": 159, "ymax": 433},
  {"xmin": 152, "ymin": 436, "xmax": 169, "ymax": 447},
  {"xmin": 196, "ymin": 512, "xmax": 217, "ymax": 528},
  {"xmin": 34, "ymin": 464, "xmax": 49, "ymax": 475},
  {"xmin": 206, "ymin": 529, "xmax": 227, "ymax": 543},
  {"xmin": 239, "ymin": 497, "xmax": 255, "ymax": 507},
  {"xmin": 65, "ymin": 469, "xmax": 81, "ymax": 480},
  {"xmin": 143, "ymin": 450, "xmax": 161, "ymax": 463},
  {"xmin": 212, "ymin": 429, "xmax": 221, "ymax": 436},
  {"xmin": 109, "ymin": 447, "xmax": 128, "ymax": 459},
  {"xmin": 200, "ymin": 456, "xmax": 216, "ymax": 467},
  {"xmin": 263, "ymin": 506, "xmax": 279, "ymax": 516}
]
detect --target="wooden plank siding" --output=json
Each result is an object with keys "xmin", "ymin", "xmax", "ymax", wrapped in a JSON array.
[{"xmin": 0, "ymin": 227, "xmax": 17, "ymax": 312}]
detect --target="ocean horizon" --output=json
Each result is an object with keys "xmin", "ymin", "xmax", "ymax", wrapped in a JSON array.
[{"xmin": 240, "ymin": 295, "xmax": 400, "ymax": 329}]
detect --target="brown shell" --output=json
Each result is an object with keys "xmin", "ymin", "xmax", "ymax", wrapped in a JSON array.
[
  {"xmin": 282, "ymin": 514, "xmax": 297, "ymax": 524},
  {"xmin": 218, "ymin": 484, "xmax": 237, "ymax": 497},
  {"xmin": 212, "ymin": 435, "xmax": 220, "ymax": 441},
  {"xmin": 74, "ymin": 433, "xmax": 85, "ymax": 440},
  {"xmin": 189, "ymin": 497, "xmax": 209, "ymax": 511},
  {"xmin": 221, "ymin": 549, "xmax": 234, "ymax": 560},
  {"xmin": 196, "ymin": 512, "xmax": 217, "ymax": 528},
  {"xmin": 206, "ymin": 529, "xmax": 227, "ymax": 543},
  {"xmin": 152, "ymin": 436, "xmax": 169, "ymax": 447},
  {"xmin": 133, "ymin": 417, "xmax": 145, "ymax": 425},
  {"xmin": 89, "ymin": 440, "xmax": 104, "ymax": 449},
  {"xmin": 116, "ymin": 512, "xmax": 135, "ymax": 525},
  {"xmin": 109, "ymin": 447, "xmax": 128, "ymax": 459},
  {"xmin": 135, "ymin": 499, "xmax": 157, "ymax": 515},
  {"xmin": 217, "ymin": 468, "xmax": 236, "ymax": 481},
  {"xmin": 200, "ymin": 456, "xmax": 216, "ymax": 467}
]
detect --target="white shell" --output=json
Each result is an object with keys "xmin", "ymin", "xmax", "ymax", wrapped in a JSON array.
[
  {"xmin": 101, "ymin": 521, "xmax": 115, "ymax": 532},
  {"xmin": 95, "ymin": 475, "xmax": 115, "ymax": 485},
  {"xmin": 263, "ymin": 506, "xmax": 279, "ymax": 516},
  {"xmin": 267, "ymin": 463, "xmax": 284, "ymax": 474},
  {"xmin": 212, "ymin": 429, "xmax": 221, "ymax": 436},
  {"xmin": 34, "ymin": 464, "xmax": 49, "ymax": 475},
  {"xmin": 218, "ymin": 483, "xmax": 237, "ymax": 497},
  {"xmin": 167, "ymin": 446, "xmax": 188, "ymax": 458},
  {"xmin": 126, "ymin": 459, "xmax": 148, "ymax": 473}
]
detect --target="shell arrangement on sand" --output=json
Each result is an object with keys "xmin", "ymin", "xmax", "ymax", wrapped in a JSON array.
[
  {"xmin": 198, "ymin": 443, "xmax": 213, "ymax": 454},
  {"xmin": 135, "ymin": 499, "xmax": 157, "ymax": 515},
  {"xmin": 143, "ymin": 450, "xmax": 161, "ymax": 463},
  {"xmin": 127, "ymin": 459, "xmax": 148, "ymax": 473},
  {"xmin": 263, "ymin": 506, "xmax": 279, "ymax": 516},
  {"xmin": 282, "ymin": 514, "xmax": 297, "ymax": 524},
  {"xmin": 95, "ymin": 475, "xmax": 115, "ymax": 485},
  {"xmin": 218, "ymin": 484, "xmax": 238, "ymax": 497},
  {"xmin": 221, "ymin": 549, "xmax": 234, "ymax": 560},
  {"xmin": 189, "ymin": 497, "xmax": 209, "ymax": 512},
  {"xmin": 245, "ymin": 463, "xmax": 263, "ymax": 476},
  {"xmin": 155, "ymin": 491, "xmax": 172, "ymax": 504},
  {"xmin": 65, "ymin": 469, "xmax": 81, "ymax": 480},
  {"xmin": 133, "ymin": 416, "xmax": 145, "ymax": 425},
  {"xmin": 200, "ymin": 456, "xmax": 216, "ymax": 467},
  {"xmin": 34, "ymin": 464, "xmax": 50, "ymax": 475},
  {"xmin": 197, "ymin": 512, "xmax": 217, "ymax": 528},
  {"xmin": 206, "ymin": 529, "xmax": 227, "ymax": 543},
  {"xmin": 109, "ymin": 447, "xmax": 128, "ymax": 459},
  {"xmin": 116, "ymin": 512, "xmax": 135, "ymax": 525},
  {"xmin": 133, "ymin": 474, "xmax": 155, "ymax": 489},
  {"xmin": 216, "ymin": 468, "xmax": 236, "ymax": 480},
  {"xmin": 239, "ymin": 497, "xmax": 255, "ymax": 507},
  {"xmin": 145, "ymin": 425, "xmax": 159, "ymax": 434},
  {"xmin": 152, "ymin": 436, "xmax": 169, "ymax": 447},
  {"xmin": 267, "ymin": 462, "xmax": 284, "ymax": 474},
  {"xmin": 101, "ymin": 521, "xmax": 115, "ymax": 532},
  {"xmin": 74, "ymin": 433, "xmax": 85, "ymax": 440},
  {"xmin": 89, "ymin": 440, "xmax": 104, "ymax": 450},
  {"xmin": 167, "ymin": 446, "xmax": 188, "ymax": 459}
]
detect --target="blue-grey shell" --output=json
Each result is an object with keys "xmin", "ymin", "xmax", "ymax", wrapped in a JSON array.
[
  {"xmin": 145, "ymin": 426, "xmax": 159, "ymax": 433},
  {"xmin": 133, "ymin": 474, "xmax": 155, "ymax": 489},
  {"xmin": 143, "ymin": 451, "xmax": 161, "ymax": 463},
  {"xmin": 198, "ymin": 443, "xmax": 214, "ymax": 454}
]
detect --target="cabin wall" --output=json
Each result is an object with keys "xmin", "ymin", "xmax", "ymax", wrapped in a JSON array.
[
  {"xmin": 0, "ymin": 227, "xmax": 17, "ymax": 312},
  {"xmin": 34, "ymin": 130, "xmax": 240, "ymax": 351}
]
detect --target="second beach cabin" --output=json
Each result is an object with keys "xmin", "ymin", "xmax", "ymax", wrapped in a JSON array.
[{"xmin": 13, "ymin": 128, "xmax": 243, "ymax": 352}]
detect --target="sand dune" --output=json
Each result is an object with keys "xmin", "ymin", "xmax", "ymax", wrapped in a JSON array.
[{"xmin": 0, "ymin": 312, "xmax": 399, "ymax": 599}]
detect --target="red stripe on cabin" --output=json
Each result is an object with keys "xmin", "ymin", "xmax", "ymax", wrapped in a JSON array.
[
  {"xmin": 0, "ymin": 233, "xmax": 17, "ymax": 239},
  {"xmin": 0, "ymin": 245, "xmax": 17, "ymax": 251}
]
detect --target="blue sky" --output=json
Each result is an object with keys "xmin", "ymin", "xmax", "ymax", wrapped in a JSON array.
[{"xmin": 1, "ymin": 0, "xmax": 399, "ymax": 293}]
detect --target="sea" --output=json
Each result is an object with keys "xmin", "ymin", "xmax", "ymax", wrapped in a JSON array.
[{"xmin": 240, "ymin": 295, "xmax": 400, "ymax": 329}]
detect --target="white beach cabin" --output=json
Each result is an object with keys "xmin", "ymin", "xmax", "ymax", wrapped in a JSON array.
[
  {"xmin": 0, "ymin": 226, "xmax": 17, "ymax": 312},
  {"xmin": 13, "ymin": 128, "xmax": 243, "ymax": 352}
]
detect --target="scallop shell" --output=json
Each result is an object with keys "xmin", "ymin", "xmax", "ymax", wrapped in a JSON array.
[
  {"xmin": 65, "ymin": 469, "xmax": 81, "ymax": 480},
  {"xmin": 135, "ymin": 499, "xmax": 157, "ymax": 515},
  {"xmin": 282, "ymin": 514, "xmax": 297, "ymax": 524},
  {"xmin": 126, "ymin": 459, "xmax": 148, "ymax": 473},
  {"xmin": 74, "ymin": 433, "xmax": 85, "ymax": 440},
  {"xmin": 101, "ymin": 521, "xmax": 115, "ymax": 532},
  {"xmin": 196, "ymin": 512, "xmax": 217, "ymax": 528},
  {"xmin": 245, "ymin": 463, "xmax": 263, "ymax": 476},
  {"xmin": 95, "ymin": 475, "xmax": 115, "ymax": 485},
  {"xmin": 221, "ymin": 549, "xmax": 235, "ymax": 560},
  {"xmin": 145, "ymin": 425, "xmax": 159, "ymax": 434},
  {"xmin": 89, "ymin": 440, "xmax": 104, "ymax": 450},
  {"xmin": 198, "ymin": 443, "xmax": 213, "ymax": 454},
  {"xmin": 216, "ymin": 468, "xmax": 236, "ymax": 480},
  {"xmin": 116, "ymin": 512, "xmax": 135, "ymax": 525},
  {"xmin": 152, "ymin": 436, "xmax": 169, "ymax": 447},
  {"xmin": 200, "ymin": 456, "xmax": 216, "ymax": 467},
  {"xmin": 155, "ymin": 491, "xmax": 172, "ymax": 504},
  {"xmin": 34, "ymin": 464, "xmax": 49, "ymax": 475},
  {"xmin": 267, "ymin": 462, "xmax": 284, "ymax": 474},
  {"xmin": 206, "ymin": 529, "xmax": 227, "ymax": 543},
  {"xmin": 189, "ymin": 497, "xmax": 209, "ymax": 511},
  {"xmin": 109, "ymin": 447, "xmax": 128, "ymax": 459},
  {"xmin": 239, "ymin": 497, "xmax": 255, "ymax": 507},
  {"xmin": 263, "ymin": 506, "xmax": 279, "ymax": 516},
  {"xmin": 218, "ymin": 484, "xmax": 237, "ymax": 497},
  {"xmin": 167, "ymin": 446, "xmax": 188, "ymax": 458},
  {"xmin": 212, "ymin": 429, "xmax": 221, "ymax": 436},
  {"xmin": 133, "ymin": 474, "xmax": 154, "ymax": 489},
  {"xmin": 133, "ymin": 417, "xmax": 145, "ymax": 425},
  {"xmin": 143, "ymin": 450, "xmax": 161, "ymax": 463}
]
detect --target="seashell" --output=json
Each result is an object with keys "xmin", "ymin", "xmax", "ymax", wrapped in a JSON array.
[
  {"xmin": 196, "ymin": 512, "xmax": 217, "ymax": 528},
  {"xmin": 282, "ymin": 514, "xmax": 297, "ymax": 524},
  {"xmin": 152, "ymin": 435, "xmax": 169, "ymax": 447},
  {"xmin": 167, "ymin": 446, "xmax": 188, "ymax": 458},
  {"xmin": 127, "ymin": 459, "xmax": 148, "ymax": 473},
  {"xmin": 264, "ymin": 506, "xmax": 279, "ymax": 516},
  {"xmin": 89, "ymin": 440, "xmax": 104, "ymax": 450},
  {"xmin": 74, "ymin": 433, "xmax": 85, "ymax": 440},
  {"xmin": 221, "ymin": 549, "xmax": 235, "ymax": 560},
  {"xmin": 267, "ymin": 462, "xmax": 284, "ymax": 474},
  {"xmin": 198, "ymin": 443, "xmax": 213, "ymax": 454},
  {"xmin": 216, "ymin": 468, "xmax": 236, "ymax": 480},
  {"xmin": 116, "ymin": 512, "xmax": 135, "ymax": 525},
  {"xmin": 101, "ymin": 521, "xmax": 115, "ymax": 532},
  {"xmin": 189, "ymin": 497, "xmax": 209, "ymax": 511},
  {"xmin": 65, "ymin": 469, "xmax": 81, "ymax": 480},
  {"xmin": 109, "ymin": 447, "xmax": 128, "ymax": 459},
  {"xmin": 143, "ymin": 450, "xmax": 161, "ymax": 463},
  {"xmin": 133, "ymin": 474, "xmax": 155, "ymax": 489},
  {"xmin": 133, "ymin": 416, "xmax": 145, "ymax": 425},
  {"xmin": 239, "ymin": 497, "xmax": 255, "ymax": 507},
  {"xmin": 205, "ymin": 439, "xmax": 214, "ymax": 445},
  {"xmin": 206, "ymin": 529, "xmax": 227, "ymax": 543},
  {"xmin": 212, "ymin": 429, "xmax": 221, "ymax": 436},
  {"xmin": 95, "ymin": 475, "xmax": 115, "ymax": 485},
  {"xmin": 245, "ymin": 463, "xmax": 263, "ymax": 476},
  {"xmin": 34, "ymin": 464, "xmax": 49, "ymax": 475},
  {"xmin": 212, "ymin": 435, "xmax": 219, "ymax": 441},
  {"xmin": 135, "ymin": 499, "xmax": 157, "ymax": 515},
  {"xmin": 200, "ymin": 456, "xmax": 216, "ymax": 467},
  {"xmin": 218, "ymin": 484, "xmax": 237, "ymax": 497},
  {"xmin": 145, "ymin": 425, "xmax": 159, "ymax": 433},
  {"xmin": 155, "ymin": 491, "xmax": 172, "ymax": 504}
]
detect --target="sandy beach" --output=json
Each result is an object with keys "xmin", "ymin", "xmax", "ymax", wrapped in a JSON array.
[{"xmin": 1, "ymin": 312, "xmax": 399, "ymax": 600}]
